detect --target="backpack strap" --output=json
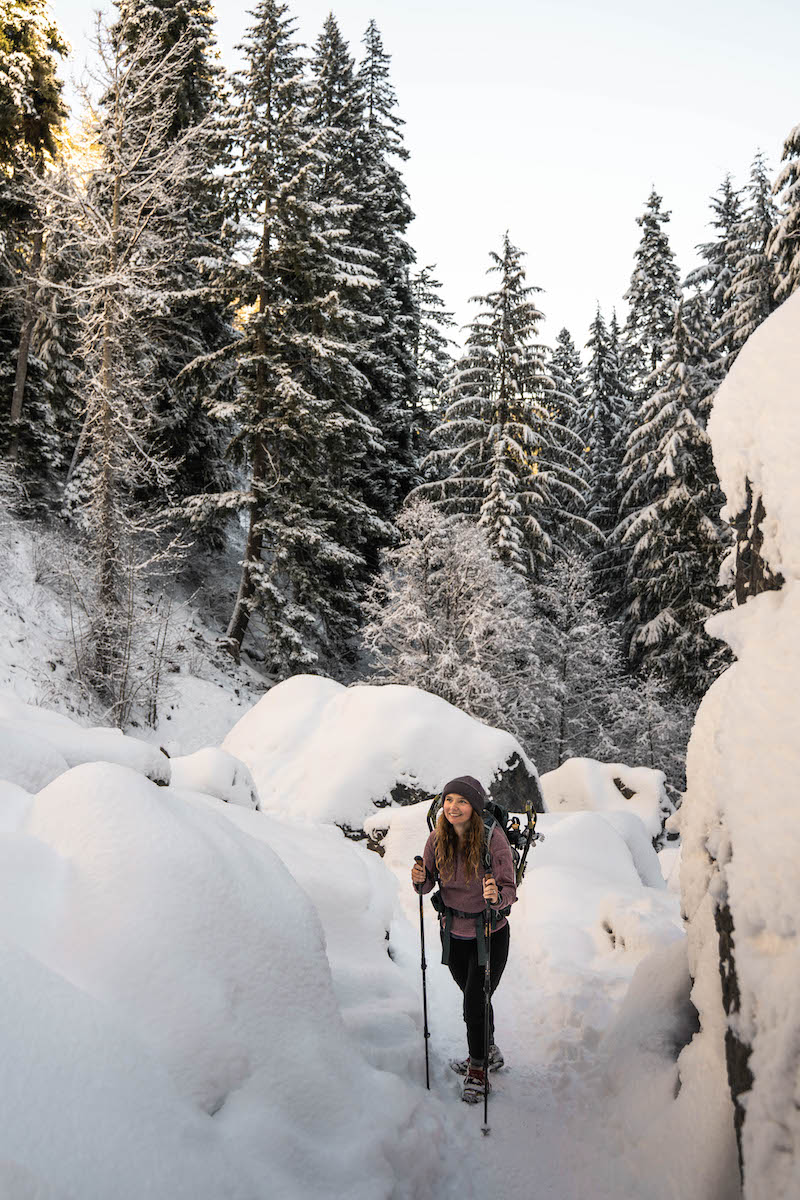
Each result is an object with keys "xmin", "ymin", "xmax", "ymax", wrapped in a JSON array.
[{"xmin": 431, "ymin": 891, "xmax": 502, "ymax": 966}]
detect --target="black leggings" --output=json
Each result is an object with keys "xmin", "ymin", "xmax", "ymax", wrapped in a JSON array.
[{"xmin": 444, "ymin": 923, "xmax": 510, "ymax": 1060}]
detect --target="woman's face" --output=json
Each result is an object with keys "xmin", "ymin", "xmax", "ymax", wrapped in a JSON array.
[{"xmin": 443, "ymin": 793, "xmax": 472, "ymax": 834}]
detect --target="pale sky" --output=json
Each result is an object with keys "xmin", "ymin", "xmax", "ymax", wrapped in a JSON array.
[{"xmin": 51, "ymin": 0, "xmax": 798, "ymax": 350}]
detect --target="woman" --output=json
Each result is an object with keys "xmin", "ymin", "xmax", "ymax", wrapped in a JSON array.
[{"xmin": 411, "ymin": 774, "xmax": 516, "ymax": 1103}]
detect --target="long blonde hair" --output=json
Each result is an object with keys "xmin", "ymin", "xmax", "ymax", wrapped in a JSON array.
[{"xmin": 434, "ymin": 809, "xmax": 484, "ymax": 882}]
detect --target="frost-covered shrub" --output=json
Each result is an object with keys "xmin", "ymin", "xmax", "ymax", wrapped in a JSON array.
[{"xmin": 361, "ymin": 498, "xmax": 558, "ymax": 759}]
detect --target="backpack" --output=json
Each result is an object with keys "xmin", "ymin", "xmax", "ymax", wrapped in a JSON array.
[{"xmin": 425, "ymin": 793, "xmax": 541, "ymax": 888}]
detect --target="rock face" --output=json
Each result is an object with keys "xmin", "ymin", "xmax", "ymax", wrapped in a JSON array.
[{"xmin": 383, "ymin": 752, "xmax": 543, "ymax": 816}]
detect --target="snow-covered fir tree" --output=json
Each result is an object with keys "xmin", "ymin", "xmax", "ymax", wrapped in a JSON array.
[
  {"xmin": 218, "ymin": 0, "xmax": 383, "ymax": 674},
  {"xmin": 615, "ymin": 299, "xmax": 730, "ymax": 696},
  {"xmin": 1, "ymin": 0, "xmax": 67, "ymax": 467},
  {"xmin": 109, "ymin": 0, "xmax": 235, "ymax": 529},
  {"xmin": 584, "ymin": 308, "xmax": 624, "ymax": 540},
  {"xmin": 352, "ymin": 20, "xmax": 418, "ymax": 547},
  {"xmin": 409, "ymin": 264, "xmax": 456, "ymax": 455},
  {"xmin": 416, "ymin": 234, "xmax": 588, "ymax": 576},
  {"xmin": 21, "ymin": 161, "xmax": 85, "ymax": 485},
  {"xmin": 768, "ymin": 121, "xmax": 800, "ymax": 301},
  {"xmin": 685, "ymin": 174, "xmax": 742, "ymax": 365},
  {"xmin": 727, "ymin": 152, "xmax": 779, "ymax": 362},
  {"xmin": 623, "ymin": 189, "xmax": 680, "ymax": 387},
  {"xmin": 549, "ymin": 327, "xmax": 587, "ymax": 441},
  {"xmin": 361, "ymin": 497, "xmax": 557, "ymax": 758}
]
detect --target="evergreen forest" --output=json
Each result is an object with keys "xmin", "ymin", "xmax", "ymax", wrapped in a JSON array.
[{"xmin": 3, "ymin": 0, "xmax": 799, "ymax": 781}]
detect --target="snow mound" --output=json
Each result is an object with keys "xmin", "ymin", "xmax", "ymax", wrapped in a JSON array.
[
  {"xmin": 0, "ymin": 691, "xmax": 170, "ymax": 784},
  {"xmin": 708, "ymin": 287, "xmax": 800, "ymax": 580},
  {"xmin": 223, "ymin": 674, "xmax": 536, "ymax": 828},
  {"xmin": 169, "ymin": 747, "xmax": 259, "ymax": 809},
  {"xmin": 540, "ymin": 756, "xmax": 669, "ymax": 840},
  {"xmin": 1, "ymin": 761, "xmax": 454, "ymax": 1199},
  {"xmin": 0, "ymin": 725, "xmax": 68, "ymax": 792},
  {"xmin": 0, "ymin": 782, "xmax": 32, "ymax": 833}
]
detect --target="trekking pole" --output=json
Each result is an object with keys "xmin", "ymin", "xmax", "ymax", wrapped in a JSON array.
[
  {"xmin": 414, "ymin": 856, "xmax": 431, "ymax": 1090},
  {"xmin": 482, "ymin": 900, "xmax": 492, "ymax": 1136}
]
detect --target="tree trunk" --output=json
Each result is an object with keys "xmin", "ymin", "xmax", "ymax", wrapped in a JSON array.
[
  {"xmin": 224, "ymin": 211, "xmax": 272, "ymax": 661},
  {"xmin": 95, "ymin": 170, "xmax": 122, "ymax": 693},
  {"xmin": 9, "ymin": 223, "xmax": 44, "ymax": 461}
]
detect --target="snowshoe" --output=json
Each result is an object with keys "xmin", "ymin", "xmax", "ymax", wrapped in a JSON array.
[
  {"xmin": 450, "ymin": 1043, "xmax": 504, "ymax": 1075},
  {"xmin": 461, "ymin": 1061, "xmax": 490, "ymax": 1105}
]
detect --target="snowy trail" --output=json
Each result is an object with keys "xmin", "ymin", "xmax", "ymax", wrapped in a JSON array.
[
  {"xmin": 400, "ymin": 895, "xmax": 642, "ymax": 1200},
  {"xmin": 384, "ymin": 806, "xmax": 679, "ymax": 1200}
]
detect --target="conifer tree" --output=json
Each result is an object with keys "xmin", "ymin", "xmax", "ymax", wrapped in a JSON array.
[
  {"xmin": 768, "ymin": 122, "xmax": 800, "ymax": 301},
  {"xmin": 104, "ymin": 0, "xmax": 235, "ymax": 524},
  {"xmin": 727, "ymin": 152, "xmax": 779, "ymax": 361},
  {"xmin": 579, "ymin": 310, "xmax": 633, "ymax": 605},
  {"xmin": 549, "ymin": 327, "xmax": 587, "ymax": 436},
  {"xmin": 415, "ymin": 234, "xmax": 588, "ymax": 575},
  {"xmin": 1, "ymin": 0, "xmax": 67, "ymax": 465},
  {"xmin": 623, "ymin": 190, "xmax": 680, "ymax": 387},
  {"xmin": 584, "ymin": 309, "xmax": 620, "ymax": 539},
  {"xmin": 685, "ymin": 175, "xmax": 742, "ymax": 363},
  {"xmin": 218, "ymin": 0, "xmax": 382, "ymax": 674},
  {"xmin": 409, "ymin": 264, "xmax": 455, "ymax": 455},
  {"xmin": 353, "ymin": 21, "xmax": 418, "ymax": 537},
  {"xmin": 615, "ymin": 300, "xmax": 730, "ymax": 696}
]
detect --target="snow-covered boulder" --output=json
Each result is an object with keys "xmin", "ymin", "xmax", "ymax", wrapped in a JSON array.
[
  {"xmin": 223, "ymin": 675, "xmax": 542, "ymax": 831},
  {"xmin": 540, "ymin": 757, "xmax": 671, "ymax": 841},
  {"xmin": 169, "ymin": 747, "xmax": 259, "ymax": 809},
  {"xmin": 0, "ymin": 691, "xmax": 170, "ymax": 785},
  {"xmin": 679, "ymin": 289, "xmax": 800, "ymax": 1198}
]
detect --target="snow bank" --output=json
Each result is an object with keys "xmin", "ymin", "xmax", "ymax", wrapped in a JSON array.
[
  {"xmin": 680, "ymin": 587, "xmax": 800, "ymax": 1200},
  {"xmin": 0, "ymin": 691, "xmax": 170, "ymax": 784},
  {"xmin": 708, "ymin": 288, "xmax": 800, "ymax": 581},
  {"xmin": 540, "ymin": 757, "xmax": 669, "ymax": 841},
  {"xmin": 223, "ymin": 675, "xmax": 537, "ymax": 828},
  {"xmin": 599, "ymin": 939, "xmax": 740, "ymax": 1200},
  {"xmin": 0, "ymin": 762, "xmax": 458, "ymax": 1200},
  {"xmin": 678, "ymin": 291, "xmax": 800, "ymax": 1199}
]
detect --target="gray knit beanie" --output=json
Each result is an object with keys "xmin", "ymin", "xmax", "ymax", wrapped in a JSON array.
[{"xmin": 440, "ymin": 775, "xmax": 487, "ymax": 815}]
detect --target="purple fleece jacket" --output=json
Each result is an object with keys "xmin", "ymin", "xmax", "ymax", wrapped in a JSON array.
[{"xmin": 419, "ymin": 825, "xmax": 517, "ymax": 938}]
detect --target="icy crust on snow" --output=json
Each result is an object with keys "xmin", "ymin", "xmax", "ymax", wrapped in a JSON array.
[
  {"xmin": 540, "ymin": 757, "xmax": 669, "ymax": 841},
  {"xmin": 708, "ymin": 289, "xmax": 800, "ymax": 579},
  {"xmin": 680, "ymin": 585, "xmax": 800, "ymax": 1200},
  {"xmin": 0, "ymin": 761, "xmax": 461, "ymax": 1200},
  {"xmin": 223, "ymin": 675, "xmax": 537, "ymax": 828}
]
